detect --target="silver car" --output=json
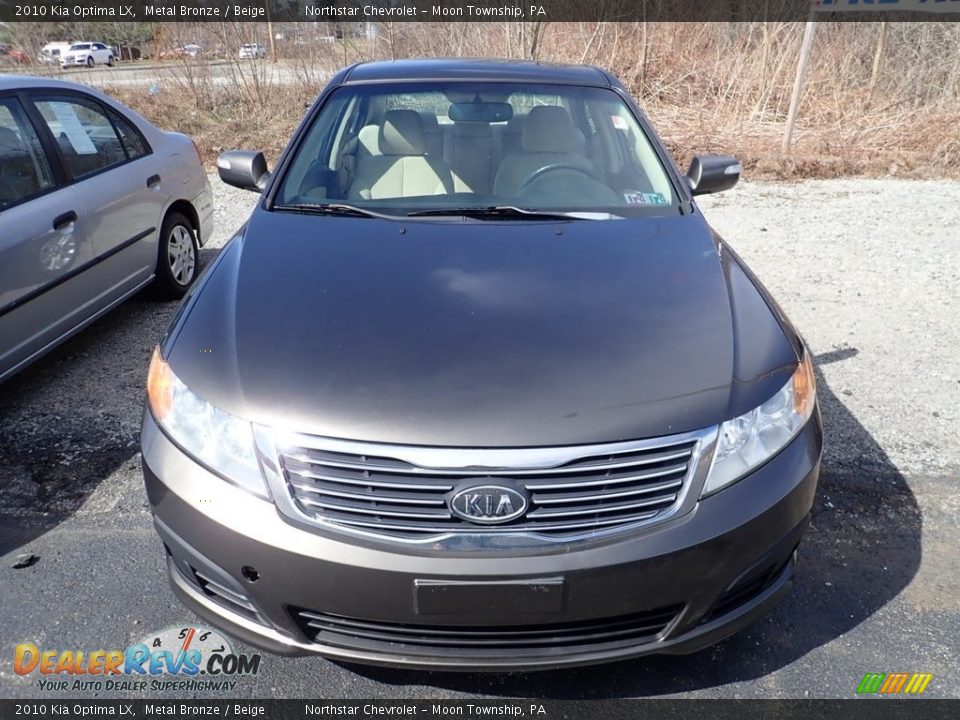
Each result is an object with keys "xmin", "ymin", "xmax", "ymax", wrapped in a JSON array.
[{"xmin": 0, "ymin": 77, "xmax": 214, "ymax": 383}]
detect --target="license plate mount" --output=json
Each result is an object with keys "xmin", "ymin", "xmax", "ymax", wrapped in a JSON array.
[{"xmin": 414, "ymin": 577, "xmax": 565, "ymax": 616}]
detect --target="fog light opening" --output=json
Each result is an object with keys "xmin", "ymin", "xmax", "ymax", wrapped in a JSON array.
[{"xmin": 241, "ymin": 566, "xmax": 260, "ymax": 583}]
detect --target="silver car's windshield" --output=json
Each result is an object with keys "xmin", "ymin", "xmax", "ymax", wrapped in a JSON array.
[{"xmin": 275, "ymin": 82, "xmax": 678, "ymax": 218}]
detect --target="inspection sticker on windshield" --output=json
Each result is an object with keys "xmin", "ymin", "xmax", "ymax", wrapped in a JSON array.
[
  {"xmin": 624, "ymin": 191, "xmax": 667, "ymax": 205},
  {"xmin": 611, "ymin": 115, "xmax": 628, "ymax": 130}
]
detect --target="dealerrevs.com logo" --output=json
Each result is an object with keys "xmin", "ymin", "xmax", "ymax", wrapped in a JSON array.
[{"xmin": 15, "ymin": 626, "xmax": 261, "ymax": 692}]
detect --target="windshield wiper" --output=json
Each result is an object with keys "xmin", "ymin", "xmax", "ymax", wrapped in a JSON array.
[
  {"xmin": 275, "ymin": 203, "xmax": 613, "ymax": 221},
  {"xmin": 273, "ymin": 202, "xmax": 399, "ymax": 220},
  {"xmin": 406, "ymin": 206, "xmax": 588, "ymax": 220}
]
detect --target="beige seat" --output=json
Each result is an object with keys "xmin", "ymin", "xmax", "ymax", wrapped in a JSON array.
[
  {"xmin": 493, "ymin": 106, "xmax": 594, "ymax": 197},
  {"xmin": 500, "ymin": 113, "xmax": 526, "ymax": 157},
  {"xmin": 360, "ymin": 115, "xmax": 440, "ymax": 158},
  {"xmin": 418, "ymin": 112, "xmax": 443, "ymax": 157},
  {"xmin": 348, "ymin": 110, "xmax": 455, "ymax": 200}
]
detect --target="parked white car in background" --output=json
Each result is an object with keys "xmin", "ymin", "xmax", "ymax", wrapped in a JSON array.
[
  {"xmin": 238, "ymin": 43, "xmax": 266, "ymax": 59},
  {"xmin": 60, "ymin": 43, "xmax": 115, "ymax": 68},
  {"xmin": 0, "ymin": 76, "xmax": 214, "ymax": 382}
]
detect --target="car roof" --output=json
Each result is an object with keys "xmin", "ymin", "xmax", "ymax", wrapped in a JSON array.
[{"xmin": 341, "ymin": 58, "xmax": 612, "ymax": 87}]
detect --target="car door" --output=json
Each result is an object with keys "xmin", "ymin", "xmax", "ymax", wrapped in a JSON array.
[
  {"xmin": 29, "ymin": 91, "xmax": 165, "ymax": 303},
  {"xmin": 92, "ymin": 43, "xmax": 110, "ymax": 63},
  {"xmin": 0, "ymin": 94, "xmax": 92, "ymax": 381}
]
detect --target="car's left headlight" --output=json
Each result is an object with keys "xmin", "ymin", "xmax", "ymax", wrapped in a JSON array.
[
  {"xmin": 702, "ymin": 353, "xmax": 816, "ymax": 496},
  {"xmin": 146, "ymin": 348, "xmax": 268, "ymax": 498}
]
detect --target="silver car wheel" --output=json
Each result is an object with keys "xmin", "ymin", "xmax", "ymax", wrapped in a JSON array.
[{"xmin": 167, "ymin": 225, "xmax": 196, "ymax": 286}]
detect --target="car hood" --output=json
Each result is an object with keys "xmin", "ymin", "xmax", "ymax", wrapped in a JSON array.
[{"xmin": 166, "ymin": 210, "xmax": 798, "ymax": 447}]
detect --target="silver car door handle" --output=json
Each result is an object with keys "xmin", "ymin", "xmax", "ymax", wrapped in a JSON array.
[
  {"xmin": 52, "ymin": 211, "xmax": 77, "ymax": 231},
  {"xmin": 147, "ymin": 174, "xmax": 161, "ymax": 188}
]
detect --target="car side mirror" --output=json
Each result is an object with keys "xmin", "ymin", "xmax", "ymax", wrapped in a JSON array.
[
  {"xmin": 217, "ymin": 150, "xmax": 270, "ymax": 192},
  {"xmin": 686, "ymin": 154, "xmax": 741, "ymax": 196}
]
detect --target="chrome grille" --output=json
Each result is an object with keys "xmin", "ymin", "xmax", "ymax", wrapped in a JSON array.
[{"xmin": 272, "ymin": 430, "xmax": 710, "ymax": 542}]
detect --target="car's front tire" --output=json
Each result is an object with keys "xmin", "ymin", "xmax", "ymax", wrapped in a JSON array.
[
  {"xmin": 153, "ymin": 211, "xmax": 199, "ymax": 299},
  {"xmin": 86, "ymin": 56, "xmax": 94, "ymax": 68}
]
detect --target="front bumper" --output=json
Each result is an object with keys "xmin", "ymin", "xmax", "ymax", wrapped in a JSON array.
[{"xmin": 141, "ymin": 412, "xmax": 821, "ymax": 671}]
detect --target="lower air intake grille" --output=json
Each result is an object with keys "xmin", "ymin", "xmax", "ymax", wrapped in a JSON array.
[
  {"xmin": 292, "ymin": 605, "xmax": 682, "ymax": 657},
  {"xmin": 190, "ymin": 566, "xmax": 261, "ymax": 622},
  {"xmin": 702, "ymin": 553, "xmax": 795, "ymax": 624}
]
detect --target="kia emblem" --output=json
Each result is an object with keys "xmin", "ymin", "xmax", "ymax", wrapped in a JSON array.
[{"xmin": 449, "ymin": 483, "xmax": 528, "ymax": 525}]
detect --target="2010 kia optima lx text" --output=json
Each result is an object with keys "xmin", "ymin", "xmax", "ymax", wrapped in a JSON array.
[{"xmin": 141, "ymin": 60, "xmax": 822, "ymax": 670}]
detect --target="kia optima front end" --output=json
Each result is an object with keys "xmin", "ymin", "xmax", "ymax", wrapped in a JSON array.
[{"xmin": 141, "ymin": 59, "xmax": 822, "ymax": 670}]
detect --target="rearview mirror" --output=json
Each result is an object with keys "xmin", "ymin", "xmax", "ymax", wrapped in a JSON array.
[
  {"xmin": 686, "ymin": 154, "xmax": 741, "ymax": 196},
  {"xmin": 448, "ymin": 101, "xmax": 513, "ymax": 123},
  {"xmin": 217, "ymin": 150, "xmax": 270, "ymax": 192}
]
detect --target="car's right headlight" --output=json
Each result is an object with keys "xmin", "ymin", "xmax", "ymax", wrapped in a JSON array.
[
  {"xmin": 146, "ymin": 348, "xmax": 268, "ymax": 498},
  {"xmin": 702, "ymin": 353, "xmax": 816, "ymax": 496}
]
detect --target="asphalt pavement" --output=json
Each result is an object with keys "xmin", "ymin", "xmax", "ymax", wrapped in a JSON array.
[{"xmin": 0, "ymin": 176, "xmax": 957, "ymax": 699}]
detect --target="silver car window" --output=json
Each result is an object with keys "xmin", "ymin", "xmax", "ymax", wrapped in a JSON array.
[
  {"xmin": 108, "ymin": 110, "xmax": 148, "ymax": 159},
  {"xmin": 0, "ymin": 99, "xmax": 55, "ymax": 210},
  {"xmin": 33, "ymin": 96, "xmax": 129, "ymax": 179}
]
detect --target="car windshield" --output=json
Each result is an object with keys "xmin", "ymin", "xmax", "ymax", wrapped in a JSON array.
[{"xmin": 273, "ymin": 81, "xmax": 678, "ymax": 218}]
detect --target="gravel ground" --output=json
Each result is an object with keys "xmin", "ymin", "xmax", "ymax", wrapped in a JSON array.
[{"xmin": 0, "ymin": 175, "xmax": 957, "ymax": 699}]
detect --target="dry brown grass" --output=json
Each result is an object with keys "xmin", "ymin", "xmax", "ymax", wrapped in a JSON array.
[
  {"xmin": 102, "ymin": 21, "xmax": 960, "ymax": 180},
  {"xmin": 108, "ymin": 81, "xmax": 317, "ymax": 165}
]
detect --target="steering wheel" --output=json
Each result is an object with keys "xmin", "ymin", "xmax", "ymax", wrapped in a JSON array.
[{"xmin": 518, "ymin": 163, "xmax": 602, "ymax": 193}]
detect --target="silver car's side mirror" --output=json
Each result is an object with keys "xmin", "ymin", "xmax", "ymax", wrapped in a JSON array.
[{"xmin": 217, "ymin": 150, "xmax": 270, "ymax": 193}]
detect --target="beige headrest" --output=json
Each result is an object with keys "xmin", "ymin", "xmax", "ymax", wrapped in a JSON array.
[
  {"xmin": 521, "ymin": 106, "xmax": 583, "ymax": 154},
  {"xmin": 378, "ymin": 109, "xmax": 427, "ymax": 156},
  {"xmin": 357, "ymin": 125, "xmax": 380, "ymax": 156}
]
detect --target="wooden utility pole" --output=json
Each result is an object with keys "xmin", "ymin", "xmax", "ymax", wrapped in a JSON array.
[
  {"xmin": 265, "ymin": 1, "xmax": 277, "ymax": 62},
  {"xmin": 782, "ymin": 19, "xmax": 817, "ymax": 155},
  {"xmin": 865, "ymin": 21, "xmax": 887, "ymax": 109}
]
